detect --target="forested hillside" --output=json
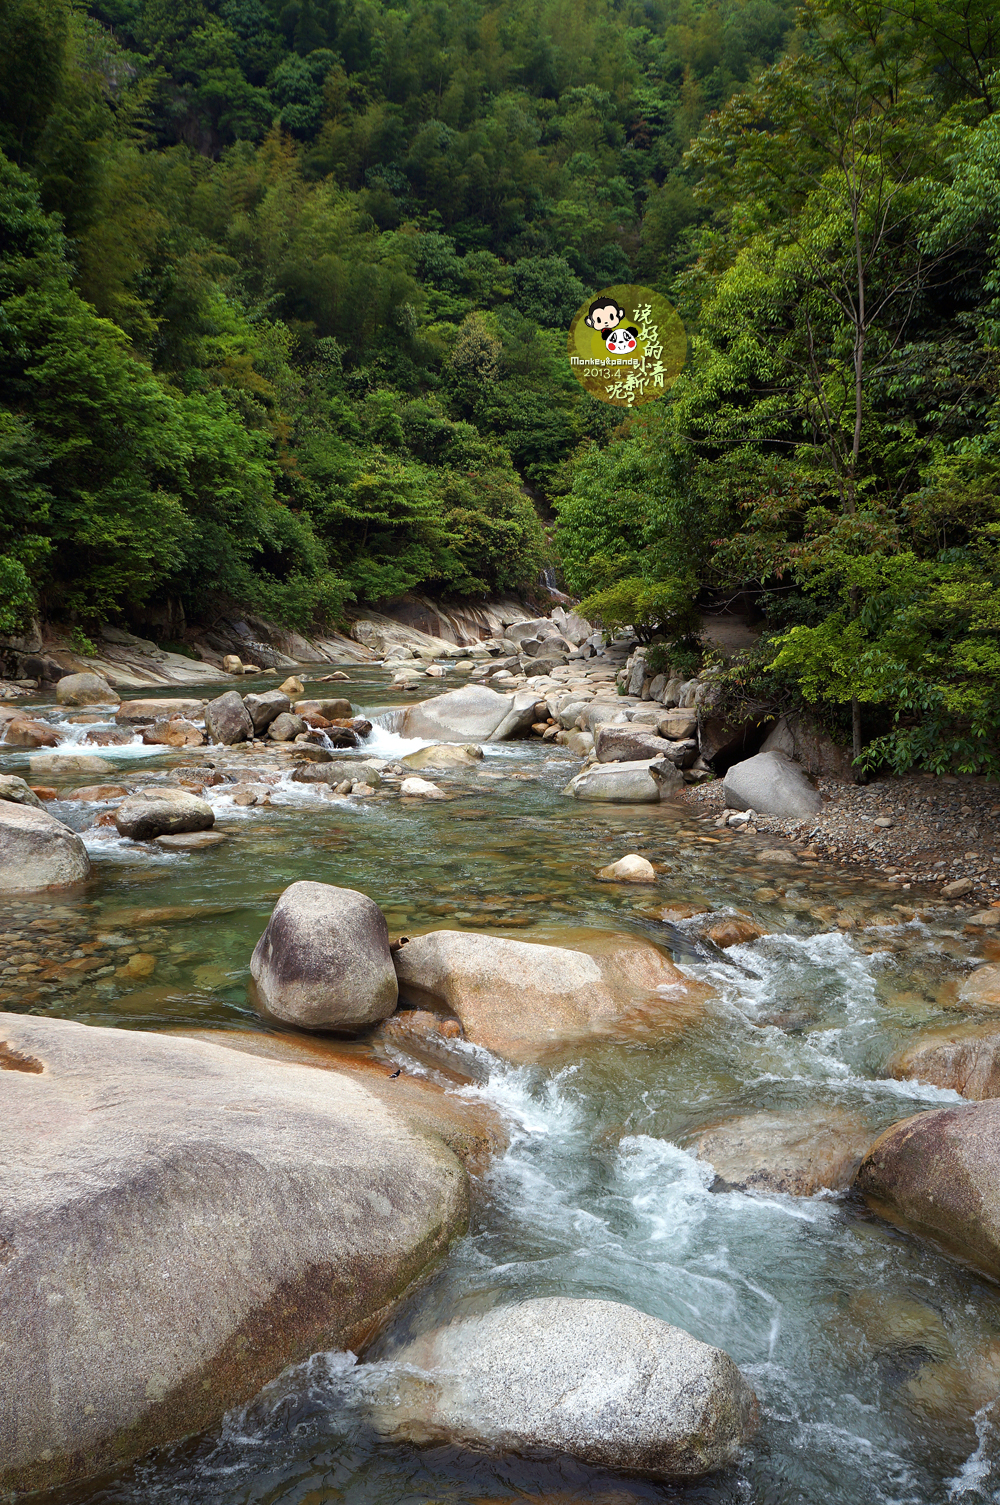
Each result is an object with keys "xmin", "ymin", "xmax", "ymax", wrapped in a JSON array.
[
  {"xmin": 2, "ymin": 0, "xmax": 997, "ymax": 769},
  {"xmin": 0, "ymin": 0, "xmax": 791, "ymax": 636}
]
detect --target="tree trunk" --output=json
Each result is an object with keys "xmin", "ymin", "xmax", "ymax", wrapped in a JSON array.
[{"xmin": 851, "ymin": 694, "xmax": 864, "ymax": 780}]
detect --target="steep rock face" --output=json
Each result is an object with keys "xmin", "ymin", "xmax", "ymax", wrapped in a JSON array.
[
  {"xmin": 393, "ymin": 928, "xmax": 706, "ymax": 1063},
  {"xmin": 250, "ymin": 881, "xmax": 398, "ymax": 1030},
  {"xmin": 0, "ymin": 803, "xmax": 91, "ymax": 890},
  {"xmin": 855, "ymin": 1101, "xmax": 1000, "ymax": 1280},
  {"xmin": 369, "ymin": 1297, "xmax": 759, "ymax": 1480},
  {"xmin": 0, "ymin": 1014, "xmax": 468, "ymax": 1496}
]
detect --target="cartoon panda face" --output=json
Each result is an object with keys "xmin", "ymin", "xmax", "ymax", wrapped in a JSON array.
[{"xmin": 605, "ymin": 327, "xmax": 638, "ymax": 354}]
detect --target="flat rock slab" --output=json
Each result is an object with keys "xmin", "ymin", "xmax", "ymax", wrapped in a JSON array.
[
  {"xmin": 0, "ymin": 1014, "xmax": 468, "ymax": 1495},
  {"xmin": 564, "ymin": 759, "xmax": 663, "ymax": 803},
  {"xmin": 856, "ymin": 1101, "xmax": 1000, "ymax": 1281},
  {"xmin": 369, "ymin": 1296, "xmax": 759, "ymax": 1480},
  {"xmin": 155, "ymin": 830, "xmax": 229, "ymax": 849},
  {"xmin": 115, "ymin": 699, "xmax": 205, "ymax": 725}
]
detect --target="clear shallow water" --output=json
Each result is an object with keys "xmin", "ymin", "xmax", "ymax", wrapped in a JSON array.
[{"xmin": 6, "ymin": 667, "xmax": 1000, "ymax": 1505}]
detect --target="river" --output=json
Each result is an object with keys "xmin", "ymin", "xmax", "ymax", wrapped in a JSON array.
[{"xmin": 4, "ymin": 664, "xmax": 1000, "ymax": 1505}]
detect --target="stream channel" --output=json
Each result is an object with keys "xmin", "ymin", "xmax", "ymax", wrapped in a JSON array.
[{"xmin": 5, "ymin": 664, "xmax": 1000, "ymax": 1505}]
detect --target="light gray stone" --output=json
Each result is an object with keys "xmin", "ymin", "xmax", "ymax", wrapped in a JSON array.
[
  {"xmin": 0, "ymin": 773, "xmax": 44, "ymax": 809},
  {"xmin": 395, "ymin": 685, "xmax": 514, "ymax": 742},
  {"xmin": 0, "ymin": 803, "xmax": 91, "ymax": 891},
  {"xmin": 114, "ymin": 787, "xmax": 215, "ymax": 841},
  {"xmin": 723, "ymin": 751, "xmax": 822, "ymax": 818},
  {"xmin": 268, "ymin": 712, "xmax": 308, "ymax": 741},
  {"xmin": 595, "ymin": 724, "xmax": 677, "ymax": 764},
  {"xmin": 564, "ymin": 759, "xmax": 663, "ymax": 803},
  {"xmin": 250, "ymin": 880, "xmax": 398, "ymax": 1030},
  {"xmin": 243, "ymin": 690, "xmax": 290, "ymax": 734},
  {"xmin": 205, "ymin": 691, "xmax": 253, "ymax": 745},
  {"xmin": 370, "ymin": 1297, "xmax": 758, "ymax": 1480},
  {"xmin": 491, "ymin": 688, "xmax": 539, "ymax": 740},
  {"xmin": 290, "ymin": 759, "xmax": 381, "ymax": 787},
  {"xmin": 115, "ymin": 698, "xmax": 204, "ymax": 725},
  {"xmin": 0, "ymin": 1014, "xmax": 467, "ymax": 1496},
  {"xmin": 55, "ymin": 672, "xmax": 119, "ymax": 706}
]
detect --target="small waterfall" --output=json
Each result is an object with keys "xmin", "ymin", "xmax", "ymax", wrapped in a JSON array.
[
  {"xmin": 374, "ymin": 707, "xmax": 409, "ymax": 734},
  {"xmin": 539, "ymin": 565, "xmax": 559, "ymax": 591}
]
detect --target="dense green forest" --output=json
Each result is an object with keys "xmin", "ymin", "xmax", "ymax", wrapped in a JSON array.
[{"xmin": 1, "ymin": 0, "xmax": 998, "ymax": 768}]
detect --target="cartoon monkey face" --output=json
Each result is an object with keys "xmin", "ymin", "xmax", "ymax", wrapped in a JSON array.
[
  {"xmin": 585, "ymin": 299, "xmax": 625, "ymax": 334},
  {"xmin": 605, "ymin": 326, "xmax": 639, "ymax": 354}
]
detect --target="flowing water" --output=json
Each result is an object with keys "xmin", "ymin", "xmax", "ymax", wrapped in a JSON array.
[{"xmin": 6, "ymin": 666, "xmax": 1000, "ymax": 1505}]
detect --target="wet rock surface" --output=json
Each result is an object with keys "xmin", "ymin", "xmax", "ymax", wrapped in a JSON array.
[{"xmin": 0, "ymin": 802, "xmax": 91, "ymax": 891}]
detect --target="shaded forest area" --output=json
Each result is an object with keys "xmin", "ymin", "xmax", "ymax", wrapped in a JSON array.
[{"xmin": 2, "ymin": 0, "xmax": 999, "ymax": 769}]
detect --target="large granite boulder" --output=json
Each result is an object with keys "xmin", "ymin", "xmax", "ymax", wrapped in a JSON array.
[
  {"xmin": 393, "ymin": 928, "xmax": 705, "ymax": 1063},
  {"xmin": 0, "ymin": 1014, "xmax": 467, "ymax": 1496},
  {"xmin": 694, "ymin": 1107, "xmax": 874, "ymax": 1196},
  {"xmin": 595, "ymin": 724, "xmax": 677, "ymax": 764},
  {"xmin": 855, "ymin": 1102, "xmax": 1000, "ymax": 1281},
  {"xmin": 242, "ymin": 690, "xmax": 290, "ymax": 734},
  {"xmin": 205, "ymin": 690, "xmax": 253, "ymax": 745},
  {"xmin": 395, "ymin": 686, "xmax": 519, "ymax": 742},
  {"xmin": 290, "ymin": 759, "xmax": 381, "ymax": 787},
  {"xmin": 3, "ymin": 716, "xmax": 61, "ymax": 748},
  {"xmin": 0, "ymin": 773, "xmax": 44, "ymax": 809},
  {"xmin": 55, "ymin": 672, "xmax": 119, "ymax": 706},
  {"xmin": 250, "ymin": 881, "xmax": 398, "ymax": 1031},
  {"xmin": 114, "ymin": 787, "xmax": 215, "ymax": 841},
  {"xmin": 722, "ymin": 750, "xmax": 823, "ymax": 818},
  {"xmin": 369, "ymin": 1297, "xmax": 759, "ymax": 1480},
  {"xmin": 0, "ymin": 803, "xmax": 91, "ymax": 891},
  {"xmin": 564, "ymin": 759, "xmax": 663, "ymax": 803}
]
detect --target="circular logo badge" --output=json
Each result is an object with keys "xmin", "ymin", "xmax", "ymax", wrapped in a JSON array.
[{"xmin": 567, "ymin": 285, "xmax": 687, "ymax": 406}]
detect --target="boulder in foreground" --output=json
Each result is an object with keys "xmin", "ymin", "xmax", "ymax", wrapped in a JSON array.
[
  {"xmin": 0, "ymin": 1014, "xmax": 467, "ymax": 1496},
  {"xmin": 251, "ymin": 880, "xmax": 398, "ymax": 1030},
  {"xmin": 722, "ymin": 750, "xmax": 822, "ymax": 818},
  {"xmin": 855, "ymin": 1101, "xmax": 1000, "ymax": 1281},
  {"xmin": 393, "ymin": 928, "xmax": 705, "ymax": 1063},
  {"xmin": 0, "ymin": 802, "xmax": 91, "ymax": 890},
  {"xmin": 370, "ymin": 1296, "xmax": 759, "ymax": 1480},
  {"xmin": 114, "ymin": 787, "xmax": 214, "ymax": 841}
]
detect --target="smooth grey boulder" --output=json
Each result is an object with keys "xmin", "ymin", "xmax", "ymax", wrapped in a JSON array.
[
  {"xmin": 648, "ymin": 757, "xmax": 686, "ymax": 795},
  {"xmin": 396, "ymin": 685, "xmax": 516, "ymax": 742},
  {"xmin": 291, "ymin": 759, "xmax": 381, "ymax": 787},
  {"xmin": 0, "ymin": 773, "xmax": 44, "ymax": 809},
  {"xmin": 557, "ymin": 699, "xmax": 590, "ymax": 729},
  {"xmin": 595, "ymin": 724, "xmax": 677, "ymax": 764},
  {"xmin": 243, "ymin": 689, "xmax": 290, "ymax": 734},
  {"xmin": 114, "ymin": 787, "xmax": 214, "ymax": 841},
  {"xmin": 0, "ymin": 803, "xmax": 91, "ymax": 891},
  {"xmin": 205, "ymin": 690, "xmax": 253, "ymax": 745},
  {"xmin": 722, "ymin": 750, "xmax": 822, "ymax": 818},
  {"xmin": 250, "ymin": 880, "xmax": 398, "ymax": 1030},
  {"xmin": 55, "ymin": 671, "xmax": 119, "ymax": 706},
  {"xmin": 370, "ymin": 1297, "xmax": 759, "ymax": 1480},
  {"xmin": 0, "ymin": 1013, "xmax": 467, "ymax": 1497},
  {"xmin": 491, "ymin": 688, "xmax": 539, "ymax": 740},
  {"xmin": 579, "ymin": 701, "xmax": 627, "ymax": 734},
  {"xmin": 564, "ymin": 759, "xmax": 663, "ymax": 803},
  {"xmin": 268, "ymin": 711, "xmax": 308, "ymax": 741},
  {"xmin": 506, "ymin": 617, "xmax": 559, "ymax": 645}
]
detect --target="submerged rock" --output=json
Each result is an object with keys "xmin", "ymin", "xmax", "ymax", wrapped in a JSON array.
[
  {"xmin": 694, "ymin": 1107, "xmax": 874, "ymax": 1196},
  {"xmin": 0, "ymin": 803, "xmax": 91, "ymax": 891},
  {"xmin": 250, "ymin": 880, "xmax": 398, "ymax": 1031},
  {"xmin": 392, "ymin": 928, "xmax": 705, "ymax": 1063},
  {"xmin": 0, "ymin": 1013, "xmax": 467, "ymax": 1496},
  {"xmin": 114, "ymin": 787, "xmax": 215, "ymax": 841},
  {"xmin": 370, "ymin": 1296, "xmax": 759, "ymax": 1480},
  {"xmin": 856, "ymin": 1101, "xmax": 1000, "ymax": 1280},
  {"xmin": 55, "ymin": 672, "xmax": 119, "ymax": 706},
  {"xmin": 723, "ymin": 751, "xmax": 822, "ymax": 818}
]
